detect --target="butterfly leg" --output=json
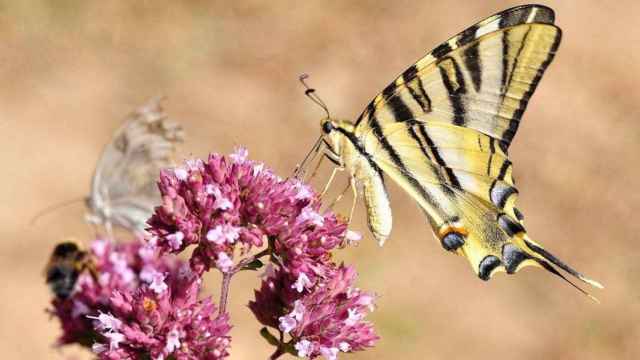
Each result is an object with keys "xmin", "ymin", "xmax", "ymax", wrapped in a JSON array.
[
  {"xmin": 325, "ymin": 177, "xmax": 358, "ymax": 227},
  {"xmin": 306, "ymin": 154, "xmax": 325, "ymax": 182},
  {"xmin": 346, "ymin": 177, "xmax": 358, "ymax": 227},
  {"xmin": 104, "ymin": 220, "xmax": 114, "ymax": 241},
  {"xmin": 294, "ymin": 135, "xmax": 324, "ymax": 179},
  {"xmin": 327, "ymin": 180, "xmax": 352, "ymax": 209},
  {"xmin": 319, "ymin": 166, "xmax": 344, "ymax": 198}
]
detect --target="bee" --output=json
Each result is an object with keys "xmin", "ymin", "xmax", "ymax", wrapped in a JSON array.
[{"xmin": 45, "ymin": 242, "xmax": 97, "ymax": 300}]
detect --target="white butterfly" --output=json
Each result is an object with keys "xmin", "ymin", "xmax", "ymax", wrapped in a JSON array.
[{"xmin": 85, "ymin": 98, "xmax": 184, "ymax": 236}]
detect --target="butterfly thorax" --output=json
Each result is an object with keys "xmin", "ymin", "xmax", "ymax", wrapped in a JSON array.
[{"xmin": 320, "ymin": 116, "xmax": 393, "ymax": 244}]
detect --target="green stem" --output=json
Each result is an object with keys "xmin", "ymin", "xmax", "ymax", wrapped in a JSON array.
[{"xmin": 268, "ymin": 347, "xmax": 285, "ymax": 360}]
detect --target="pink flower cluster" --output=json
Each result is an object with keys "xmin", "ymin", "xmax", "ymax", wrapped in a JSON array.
[
  {"xmin": 148, "ymin": 148, "xmax": 344, "ymax": 278},
  {"xmin": 250, "ymin": 264, "xmax": 378, "ymax": 359},
  {"xmin": 149, "ymin": 150, "xmax": 266, "ymax": 273},
  {"xmin": 149, "ymin": 149, "xmax": 379, "ymax": 358},
  {"xmin": 92, "ymin": 270, "xmax": 230, "ymax": 359},
  {"xmin": 48, "ymin": 237, "xmax": 231, "ymax": 359}
]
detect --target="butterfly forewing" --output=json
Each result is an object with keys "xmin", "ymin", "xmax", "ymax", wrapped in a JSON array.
[
  {"xmin": 357, "ymin": 22, "xmax": 561, "ymax": 151},
  {"xmin": 88, "ymin": 98, "xmax": 184, "ymax": 234}
]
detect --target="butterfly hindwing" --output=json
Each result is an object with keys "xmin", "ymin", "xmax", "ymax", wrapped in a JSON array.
[{"xmin": 364, "ymin": 108, "xmax": 602, "ymax": 293}]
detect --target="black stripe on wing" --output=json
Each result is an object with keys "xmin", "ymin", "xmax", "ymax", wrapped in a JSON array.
[
  {"xmin": 402, "ymin": 65, "xmax": 433, "ymax": 113},
  {"xmin": 463, "ymin": 42, "xmax": 482, "ymax": 92},
  {"xmin": 365, "ymin": 111, "xmax": 438, "ymax": 205},
  {"xmin": 437, "ymin": 56, "xmax": 467, "ymax": 127}
]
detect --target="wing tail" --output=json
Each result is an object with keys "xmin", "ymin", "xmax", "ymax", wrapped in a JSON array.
[
  {"xmin": 452, "ymin": 191, "xmax": 603, "ymax": 300},
  {"xmin": 535, "ymin": 258, "xmax": 601, "ymax": 303},
  {"xmin": 520, "ymin": 237, "xmax": 604, "ymax": 289}
]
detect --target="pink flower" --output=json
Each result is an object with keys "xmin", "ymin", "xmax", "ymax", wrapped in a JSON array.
[
  {"xmin": 250, "ymin": 265, "xmax": 378, "ymax": 359},
  {"xmin": 320, "ymin": 346, "xmax": 339, "ymax": 360},
  {"xmin": 148, "ymin": 272, "xmax": 168, "ymax": 295},
  {"xmin": 278, "ymin": 314, "xmax": 297, "ymax": 334},
  {"xmin": 345, "ymin": 308, "xmax": 363, "ymax": 326},
  {"xmin": 92, "ymin": 270, "xmax": 231, "ymax": 359},
  {"xmin": 104, "ymin": 331, "xmax": 125, "ymax": 351},
  {"xmin": 297, "ymin": 205, "xmax": 325, "ymax": 226},
  {"xmin": 166, "ymin": 231, "xmax": 184, "ymax": 250},
  {"xmin": 345, "ymin": 230, "xmax": 362, "ymax": 245},
  {"xmin": 295, "ymin": 339, "xmax": 314, "ymax": 357},
  {"xmin": 338, "ymin": 341, "xmax": 351, "ymax": 352},
  {"xmin": 278, "ymin": 300, "xmax": 306, "ymax": 334},
  {"xmin": 207, "ymin": 224, "xmax": 240, "ymax": 245},
  {"xmin": 216, "ymin": 252, "xmax": 234, "ymax": 273},
  {"xmin": 292, "ymin": 272, "xmax": 313, "ymax": 293},
  {"xmin": 174, "ymin": 167, "xmax": 189, "ymax": 180},
  {"xmin": 87, "ymin": 312, "xmax": 122, "ymax": 332},
  {"xmin": 48, "ymin": 237, "xmax": 184, "ymax": 348},
  {"xmin": 164, "ymin": 328, "xmax": 181, "ymax": 353},
  {"xmin": 229, "ymin": 147, "xmax": 248, "ymax": 163},
  {"xmin": 293, "ymin": 183, "xmax": 314, "ymax": 201}
]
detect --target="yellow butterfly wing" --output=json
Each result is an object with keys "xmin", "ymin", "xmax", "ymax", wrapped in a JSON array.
[{"xmin": 351, "ymin": 5, "xmax": 602, "ymax": 294}]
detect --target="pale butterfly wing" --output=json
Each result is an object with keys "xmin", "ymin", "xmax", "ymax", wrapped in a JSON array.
[{"xmin": 86, "ymin": 98, "xmax": 184, "ymax": 234}]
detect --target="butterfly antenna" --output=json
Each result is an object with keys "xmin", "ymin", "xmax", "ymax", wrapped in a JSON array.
[
  {"xmin": 29, "ymin": 197, "xmax": 86, "ymax": 226},
  {"xmin": 299, "ymin": 74, "xmax": 330, "ymax": 118}
]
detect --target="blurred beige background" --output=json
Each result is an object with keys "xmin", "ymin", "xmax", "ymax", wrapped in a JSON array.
[{"xmin": 1, "ymin": 1, "xmax": 639, "ymax": 359}]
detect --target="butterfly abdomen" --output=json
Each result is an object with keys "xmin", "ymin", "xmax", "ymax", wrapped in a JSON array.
[{"xmin": 335, "ymin": 124, "xmax": 393, "ymax": 245}]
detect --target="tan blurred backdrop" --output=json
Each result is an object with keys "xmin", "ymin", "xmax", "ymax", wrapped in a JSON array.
[{"xmin": 1, "ymin": 1, "xmax": 639, "ymax": 359}]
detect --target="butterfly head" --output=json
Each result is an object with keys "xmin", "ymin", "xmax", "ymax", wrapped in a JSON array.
[
  {"xmin": 319, "ymin": 117, "xmax": 338, "ymax": 156},
  {"xmin": 320, "ymin": 117, "xmax": 356, "ymax": 163}
]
